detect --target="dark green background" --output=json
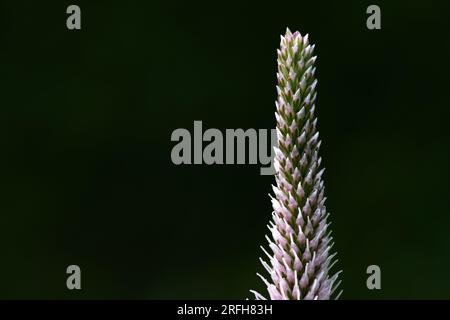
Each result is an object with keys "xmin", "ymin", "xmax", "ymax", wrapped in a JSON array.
[{"xmin": 1, "ymin": 0, "xmax": 449, "ymax": 299}]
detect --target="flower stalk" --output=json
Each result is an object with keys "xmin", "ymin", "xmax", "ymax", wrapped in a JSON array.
[{"xmin": 251, "ymin": 29, "xmax": 341, "ymax": 300}]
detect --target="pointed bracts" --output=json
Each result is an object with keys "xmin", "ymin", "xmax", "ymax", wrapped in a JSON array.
[{"xmin": 252, "ymin": 29, "xmax": 341, "ymax": 300}]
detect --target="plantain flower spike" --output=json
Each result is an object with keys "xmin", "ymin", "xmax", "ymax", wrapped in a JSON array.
[{"xmin": 251, "ymin": 28, "xmax": 341, "ymax": 300}]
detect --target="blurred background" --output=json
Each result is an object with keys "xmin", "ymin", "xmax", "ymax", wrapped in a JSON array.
[{"xmin": 0, "ymin": 0, "xmax": 449, "ymax": 299}]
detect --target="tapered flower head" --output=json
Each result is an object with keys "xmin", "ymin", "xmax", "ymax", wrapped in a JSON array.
[{"xmin": 251, "ymin": 29, "xmax": 341, "ymax": 300}]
